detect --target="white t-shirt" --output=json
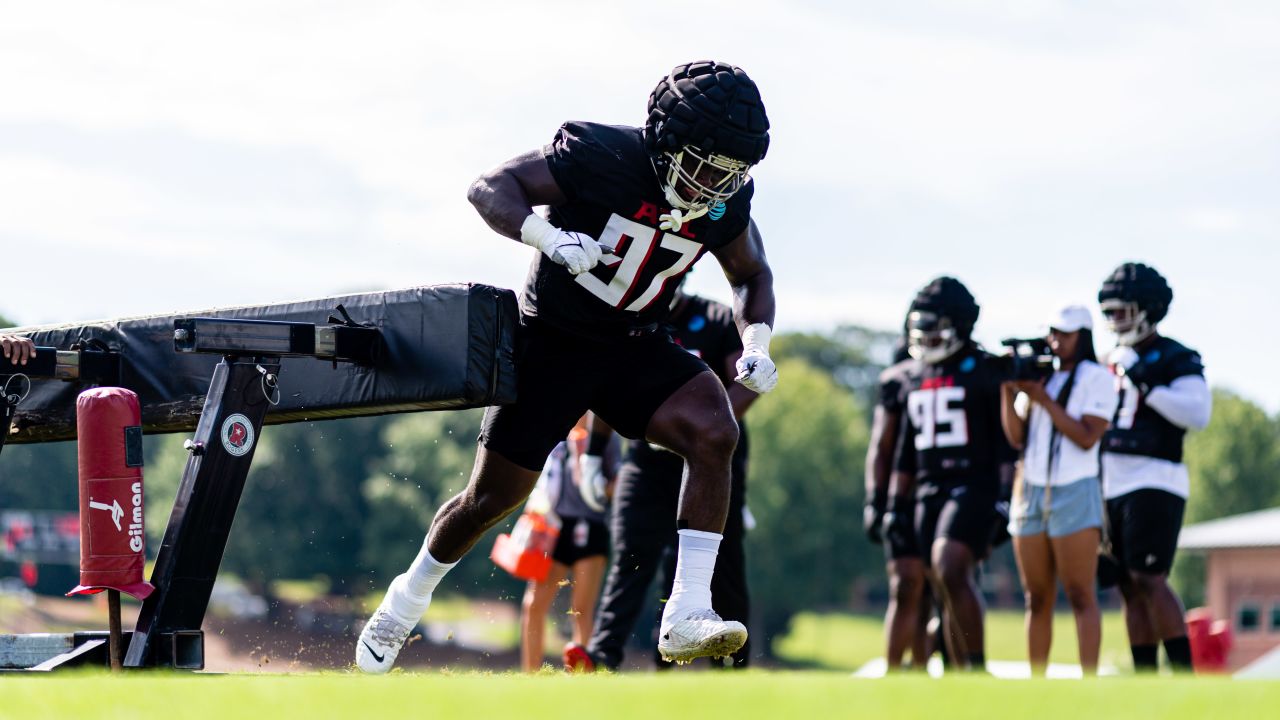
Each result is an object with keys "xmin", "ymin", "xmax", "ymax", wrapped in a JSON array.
[{"xmin": 1016, "ymin": 359, "xmax": 1119, "ymax": 487}]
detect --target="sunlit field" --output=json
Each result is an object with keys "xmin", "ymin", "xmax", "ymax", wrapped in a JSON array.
[
  {"xmin": 4, "ymin": 671, "xmax": 1278, "ymax": 720},
  {"xmin": 777, "ymin": 610, "xmax": 1134, "ymax": 671}
]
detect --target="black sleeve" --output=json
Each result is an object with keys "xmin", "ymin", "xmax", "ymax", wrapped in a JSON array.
[
  {"xmin": 878, "ymin": 369, "xmax": 904, "ymax": 413},
  {"xmin": 1167, "ymin": 350, "xmax": 1205, "ymax": 381},
  {"xmin": 544, "ymin": 122, "xmax": 614, "ymax": 205}
]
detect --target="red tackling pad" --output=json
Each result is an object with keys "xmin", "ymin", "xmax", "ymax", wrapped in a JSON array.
[{"xmin": 67, "ymin": 387, "xmax": 155, "ymax": 600}]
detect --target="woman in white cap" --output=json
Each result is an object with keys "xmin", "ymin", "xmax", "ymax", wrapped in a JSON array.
[{"xmin": 999, "ymin": 305, "xmax": 1118, "ymax": 676}]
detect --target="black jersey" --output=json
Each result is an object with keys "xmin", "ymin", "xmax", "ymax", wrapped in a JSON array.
[
  {"xmin": 628, "ymin": 294, "xmax": 748, "ymax": 471},
  {"xmin": 526, "ymin": 121, "xmax": 753, "ymax": 337},
  {"xmin": 1103, "ymin": 336, "xmax": 1204, "ymax": 463},
  {"xmin": 668, "ymin": 295, "xmax": 741, "ymax": 386},
  {"xmin": 894, "ymin": 345, "xmax": 1015, "ymax": 486}
]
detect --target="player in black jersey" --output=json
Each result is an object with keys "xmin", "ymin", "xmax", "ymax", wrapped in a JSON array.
[
  {"xmin": 568, "ymin": 287, "xmax": 758, "ymax": 672},
  {"xmin": 888, "ymin": 277, "xmax": 1015, "ymax": 672},
  {"xmin": 357, "ymin": 61, "xmax": 779, "ymax": 673},
  {"xmin": 1098, "ymin": 263, "xmax": 1211, "ymax": 672},
  {"xmin": 866, "ymin": 333, "xmax": 935, "ymax": 670}
]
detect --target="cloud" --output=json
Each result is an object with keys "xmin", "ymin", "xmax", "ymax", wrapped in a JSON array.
[{"xmin": 1, "ymin": 1, "xmax": 1277, "ymax": 410}]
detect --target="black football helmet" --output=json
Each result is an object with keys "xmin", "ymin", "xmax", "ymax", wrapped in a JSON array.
[
  {"xmin": 906, "ymin": 277, "xmax": 980, "ymax": 364},
  {"xmin": 644, "ymin": 61, "xmax": 770, "ymax": 222},
  {"xmin": 1097, "ymin": 262, "xmax": 1172, "ymax": 346}
]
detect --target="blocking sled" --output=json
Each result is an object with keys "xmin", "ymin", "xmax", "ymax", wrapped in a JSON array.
[{"xmin": 3, "ymin": 283, "xmax": 519, "ymax": 445}]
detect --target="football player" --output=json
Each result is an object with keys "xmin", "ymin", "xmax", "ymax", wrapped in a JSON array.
[
  {"xmin": 357, "ymin": 61, "xmax": 778, "ymax": 673},
  {"xmin": 567, "ymin": 284, "xmax": 759, "ymax": 672},
  {"xmin": 866, "ymin": 330, "xmax": 934, "ymax": 671},
  {"xmin": 1098, "ymin": 262, "xmax": 1211, "ymax": 672},
  {"xmin": 887, "ymin": 277, "xmax": 1015, "ymax": 672},
  {"xmin": 0, "ymin": 332, "xmax": 35, "ymax": 366}
]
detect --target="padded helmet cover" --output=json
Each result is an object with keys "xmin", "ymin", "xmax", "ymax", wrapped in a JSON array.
[
  {"xmin": 1098, "ymin": 262, "xmax": 1173, "ymax": 324},
  {"xmin": 644, "ymin": 60, "xmax": 770, "ymax": 164}
]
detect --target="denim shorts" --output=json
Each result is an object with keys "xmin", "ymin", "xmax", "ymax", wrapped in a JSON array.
[{"xmin": 1008, "ymin": 478, "xmax": 1103, "ymax": 538}]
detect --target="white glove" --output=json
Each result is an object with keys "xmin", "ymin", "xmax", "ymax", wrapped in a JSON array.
[
  {"xmin": 1109, "ymin": 346, "xmax": 1140, "ymax": 373},
  {"xmin": 576, "ymin": 453, "xmax": 609, "ymax": 513},
  {"xmin": 520, "ymin": 214, "xmax": 602, "ymax": 276},
  {"xmin": 735, "ymin": 323, "xmax": 778, "ymax": 394}
]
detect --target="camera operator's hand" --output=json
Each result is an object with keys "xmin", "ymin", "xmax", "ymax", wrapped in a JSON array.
[
  {"xmin": 1014, "ymin": 379, "xmax": 1050, "ymax": 405},
  {"xmin": 863, "ymin": 501, "xmax": 886, "ymax": 545}
]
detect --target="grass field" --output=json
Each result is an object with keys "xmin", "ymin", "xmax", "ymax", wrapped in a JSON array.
[
  {"xmin": 3, "ymin": 671, "xmax": 1278, "ymax": 720},
  {"xmin": 777, "ymin": 610, "xmax": 1134, "ymax": 671}
]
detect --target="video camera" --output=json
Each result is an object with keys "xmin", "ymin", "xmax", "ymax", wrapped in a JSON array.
[{"xmin": 995, "ymin": 337, "xmax": 1055, "ymax": 381}]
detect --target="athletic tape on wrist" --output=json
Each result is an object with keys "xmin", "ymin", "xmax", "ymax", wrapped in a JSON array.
[
  {"xmin": 741, "ymin": 323, "xmax": 772, "ymax": 353},
  {"xmin": 519, "ymin": 213, "xmax": 556, "ymax": 251}
]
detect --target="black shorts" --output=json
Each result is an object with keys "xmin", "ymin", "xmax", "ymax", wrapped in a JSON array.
[
  {"xmin": 915, "ymin": 480, "xmax": 997, "ymax": 566},
  {"xmin": 1106, "ymin": 488, "xmax": 1185, "ymax": 575},
  {"xmin": 480, "ymin": 316, "xmax": 710, "ymax": 471},
  {"xmin": 885, "ymin": 536, "xmax": 921, "ymax": 561},
  {"xmin": 552, "ymin": 517, "xmax": 610, "ymax": 566}
]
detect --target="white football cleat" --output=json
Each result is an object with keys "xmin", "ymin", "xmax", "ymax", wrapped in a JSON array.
[
  {"xmin": 355, "ymin": 576, "xmax": 420, "ymax": 674},
  {"xmin": 657, "ymin": 608, "xmax": 747, "ymax": 665},
  {"xmin": 356, "ymin": 608, "xmax": 414, "ymax": 674}
]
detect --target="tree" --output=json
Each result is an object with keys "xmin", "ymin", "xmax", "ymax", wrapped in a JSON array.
[
  {"xmin": 144, "ymin": 416, "xmax": 395, "ymax": 598},
  {"xmin": 772, "ymin": 325, "xmax": 898, "ymax": 405},
  {"xmin": 1183, "ymin": 389, "xmax": 1280, "ymax": 524},
  {"xmin": 362, "ymin": 408, "xmax": 524, "ymax": 601},
  {"xmin": 745, "ymin": 357, "xmax": 871, "ymax": 648},
  {"xmin": 1172, "ymin": 389, "xmax": 1280, "ymax": 605},
  {"xmin": 0, "ymin": 442, "xmax": 79, "ymax": 510}
]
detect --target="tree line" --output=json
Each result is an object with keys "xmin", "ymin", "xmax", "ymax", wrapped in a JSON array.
[{"xmin": 2, "ymin": 316, "xmax": 1278, "ymax": 652}]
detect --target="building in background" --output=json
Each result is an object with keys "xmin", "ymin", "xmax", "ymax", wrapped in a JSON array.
[{"xmin": 1179, "ymin": 507, "xmax": 1280, "ymax": 670}]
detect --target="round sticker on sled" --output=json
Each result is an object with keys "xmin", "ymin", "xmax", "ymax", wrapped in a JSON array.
[{"xmin": 220, "ymin": 413, "xmax": 256, "ymax": 457}]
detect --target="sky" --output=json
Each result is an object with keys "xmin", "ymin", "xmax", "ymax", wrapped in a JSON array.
[{"xmin": 1, "ymin": 1, "xmax": 1277, "ymax": 410}]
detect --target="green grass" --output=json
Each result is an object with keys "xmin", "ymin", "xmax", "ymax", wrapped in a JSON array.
[
  {"xmin": 777, "ymin": 610, "xmax": 1133, "ymax": 671},
  {"xmin": 270, "ymin": 578, "xmax": 329, "ymax": 604},
  {"xmin": 0, "ymin": 594, "xmax": 22, "ymax": 619},
  {"xmin": 2, "ymin": 672, "xmax": 1277, "ymax": 720}
]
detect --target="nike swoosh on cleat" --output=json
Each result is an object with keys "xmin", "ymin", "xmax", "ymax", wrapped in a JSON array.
[{"xmin": 363, "ymin": 641, "xmax": 386, "ymax": 664}]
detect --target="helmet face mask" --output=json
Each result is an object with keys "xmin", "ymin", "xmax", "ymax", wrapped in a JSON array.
[
  {"xmin": 907, "ymin": 310, "xmax": 964, "ymax": 364},
  {"xmin": 1097, "ymin": 262, "xmax": 1171, "ymax": 347},
  {"xmin": 660, "ymin": 144, "xmax": 752, "ymax": 212},
  {"xmin": 906, "ymin": 276, "xmax": 979, "ymax": 364},
  {"xmin": 1101, "ymin": 298, "xmax": 1154, "ymax": 346}
]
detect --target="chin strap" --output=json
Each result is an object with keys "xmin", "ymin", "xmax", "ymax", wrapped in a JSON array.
[{"xmin": 658, "ymin": 205, "xmax": 709, "ymax": 233}]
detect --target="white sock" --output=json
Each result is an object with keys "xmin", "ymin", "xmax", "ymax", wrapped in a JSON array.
[
  {"xmin": 387, "ymin": 539, "xmax": 456, "ymax": 624},
  {"xmin": 661, "ymin": 529, "xmax": 721, "ymax": 627}
]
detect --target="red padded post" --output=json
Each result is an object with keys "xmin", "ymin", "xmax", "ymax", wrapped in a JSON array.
[{"xmin": 67, "ymin": 387, "xmax": 154, "ymax": 601}]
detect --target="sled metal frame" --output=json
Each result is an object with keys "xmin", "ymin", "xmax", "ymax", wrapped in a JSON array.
[{"xmin": 0, "ymin": 319, "xmax": 378, "ymax": 671}]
